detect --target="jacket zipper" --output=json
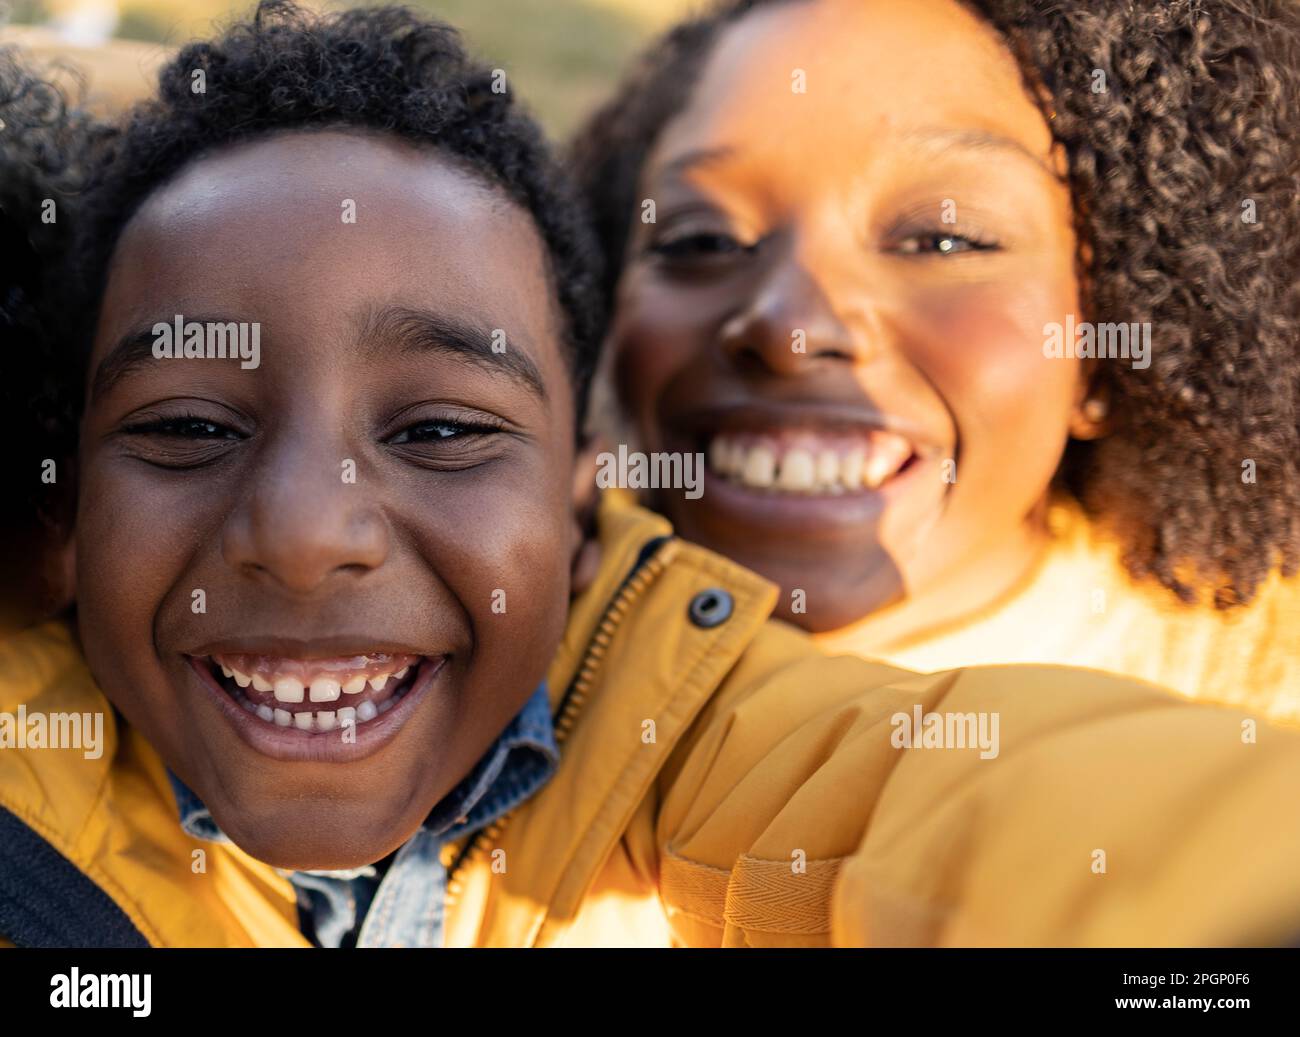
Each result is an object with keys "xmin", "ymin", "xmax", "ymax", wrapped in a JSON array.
[{"xmin": 443, "ymin": 536, "xmax": 676, "ymax": 904}]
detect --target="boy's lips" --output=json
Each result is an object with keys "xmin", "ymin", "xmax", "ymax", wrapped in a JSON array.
[
  {"xmin": 210, "ymin": 651, "xmax": 422, "ymax": 726},
  {"xmin": 184, "ymin": 647, "xmax": 448, "ymax": 763}
]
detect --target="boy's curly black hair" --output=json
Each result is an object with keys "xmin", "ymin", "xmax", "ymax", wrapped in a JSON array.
[
  {"xmin": 569, "ymin": 0, "xmax": 1300, "ymax": 609},
  {"xmin": 74, "ymin": 0, "xmax": 603, "ymax": 427},
  {"xmin": 0, "ymin": 49, "xmax": 101, "ymax": 563}
]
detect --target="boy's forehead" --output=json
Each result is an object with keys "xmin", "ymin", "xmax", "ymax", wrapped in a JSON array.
[
  {"xmin": 119, "ymin": 128, "xmax": 545, "ymax": 272},
  {"xmin": 97, "ymin": 128, "xmax": 565, "ymax": 379}
]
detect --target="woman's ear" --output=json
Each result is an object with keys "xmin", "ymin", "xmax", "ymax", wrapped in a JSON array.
[
  {"xmin": 1068, "ymin": 362, "xmax": 1112, "ymax": 440},
  {"xmin": 569, "ymin": 436, "xmax": 604, "ymax": 598}
]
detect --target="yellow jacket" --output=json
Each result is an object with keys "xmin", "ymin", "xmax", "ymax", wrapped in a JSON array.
[{"xmin": 3, "ymin": 496, "xmax": 1300, "ymax": 947}]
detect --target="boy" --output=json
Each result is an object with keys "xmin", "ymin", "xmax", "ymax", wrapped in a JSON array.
[{"xmin": 3, "ymin": 1, "xmax": 1300, "ymax": 947}]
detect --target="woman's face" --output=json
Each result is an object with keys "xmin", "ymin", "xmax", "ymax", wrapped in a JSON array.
[{"xmin": 609, "ymin": 0, "xmax": 1088, "ymax": 633}]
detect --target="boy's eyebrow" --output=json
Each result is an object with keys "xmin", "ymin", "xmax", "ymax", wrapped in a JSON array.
[
  {"xmin": 90, "ymin": 316, "xmax": 242, "ymax": 402},
  {"xmin": 90, "ymin": 307, "xmax": 550, "ymax": 403},
  {"xmin": 356, "ymin": 305, "xmax": 547, "ymax": 402}
]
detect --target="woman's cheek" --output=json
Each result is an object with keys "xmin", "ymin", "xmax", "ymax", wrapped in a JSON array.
[
  {"xmin": 611, "ymin": 273, "xmax": 713, "ymax": 429},
  {"xmin": 907, "ymin": 280, "xmax": 1080, "ymax": 430}
]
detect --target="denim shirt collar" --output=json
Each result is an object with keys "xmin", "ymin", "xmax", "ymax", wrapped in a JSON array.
[{"xmin": 167, "ymin": 681, "xmax": 559, "ymax": 859}]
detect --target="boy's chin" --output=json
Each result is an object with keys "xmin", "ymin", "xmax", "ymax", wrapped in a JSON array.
[{"xmin": 211, "ymin": 797, "xmax": 431, "ymax": 871}]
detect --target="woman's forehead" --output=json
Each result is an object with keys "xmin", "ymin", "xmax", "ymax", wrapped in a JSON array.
[{"xmin": 650, "ymin": 0, "xmax": 1053, "ymax": 183}]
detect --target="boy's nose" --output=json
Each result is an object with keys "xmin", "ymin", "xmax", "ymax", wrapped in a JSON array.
[
  {"xmin": 717, "ymin": 253, "xmax": 877, "ymax": 377},
  {"xmin": 221, "ymin": 450, "xmax": 389, "ymax": 595}
]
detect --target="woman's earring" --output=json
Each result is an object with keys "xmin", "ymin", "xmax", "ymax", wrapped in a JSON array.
[{"xmin": 1082, "ymin": 397, "xmax": 1108, "ymax": 425}]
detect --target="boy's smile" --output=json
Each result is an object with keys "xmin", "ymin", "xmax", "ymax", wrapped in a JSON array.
[
  {"xmin": 75, "ymin": 129, "xmax": 583, "ymax": 870},
  {"xmin": 187, "ymin": 647, "xmax": 445, "ymax": 761}
]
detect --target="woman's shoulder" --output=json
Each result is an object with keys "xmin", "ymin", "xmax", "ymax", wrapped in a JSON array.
[{"xmin": 843, "ymin": 495, "xmax": 1300, "ymax": 724}]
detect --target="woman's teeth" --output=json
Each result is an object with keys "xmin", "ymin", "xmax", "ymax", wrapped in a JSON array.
[
  {"xmin": 211, "ymin": 653, "xmax": 421, "ymax": 732},
  {"xmin": 708, "ymin": 432, "xmax": 913, "ymax": 494}
]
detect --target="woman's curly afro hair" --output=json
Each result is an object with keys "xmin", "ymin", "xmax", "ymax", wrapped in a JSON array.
[
  {"xmin": 75, "ymin": 0, "xmax": 603, "ymax": 427},
  {"xmin": 569, "ymin": 0, "xmax": 1300, "ymax": 608}
]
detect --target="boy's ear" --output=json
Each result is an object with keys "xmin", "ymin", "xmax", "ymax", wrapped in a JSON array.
[
  {"xmin": 52, "ymin": 532, "xmax": 76, "ymax": 613},
  {"xmin": 569, "ymin": 437, "xmax": 604, "ymax": 598}
]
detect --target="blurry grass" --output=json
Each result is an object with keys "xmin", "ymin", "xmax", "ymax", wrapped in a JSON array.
[{"xmin": 8, "ymin": 0, "xmax": 702, "ymax": 136}]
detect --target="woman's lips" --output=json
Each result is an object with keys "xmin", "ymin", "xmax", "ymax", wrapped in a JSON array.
[
  {"xmin": 707, "ymin": 428, "xmax": 916, "ymax": 494},
  {"xmin": 665, "ymin": 417, "xmax": 951, "ymax": 540}
]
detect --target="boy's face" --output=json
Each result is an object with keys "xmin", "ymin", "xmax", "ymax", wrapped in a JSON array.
[
  {"xmin": 77, "ymin": 130, "xmax": 580, "ymax": 869},
  {"xmin": 610, "ymin": 0, "xmax": 1087, "ymax": 633}
]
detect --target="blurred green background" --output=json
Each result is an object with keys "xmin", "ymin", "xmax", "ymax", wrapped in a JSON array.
[{"xmin": 5, "ymin": 0, "xmax": 699, "ymax": 136}]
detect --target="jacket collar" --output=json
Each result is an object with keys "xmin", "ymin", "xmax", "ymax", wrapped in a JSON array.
[{"xmin": 463, "ymin": 491, "xmax": 779, "ymax": 946}]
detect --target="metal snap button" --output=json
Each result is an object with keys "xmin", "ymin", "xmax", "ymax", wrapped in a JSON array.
[{"xmin": 688, "ymin": 588, "xmax": 734, "ymax": 628}]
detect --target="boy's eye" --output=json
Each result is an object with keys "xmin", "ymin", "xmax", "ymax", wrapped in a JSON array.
[
  {"xmin": 893, "ymin": 231, "xmax": 999, "ymax": 256},
  {"xmin": 385, "ymin": 416, "xmax": 506, "ymax": 467},
  {"xmin": 388, "ymin": 420, "xmax": 481, "ymax": 444},
  {"xmin": 119, "ymin": 413, "xmax": 245, "ymax": 469},
  {"xmin": 125, "ymin": 416, "xmax": 241, "ymax": 440}
]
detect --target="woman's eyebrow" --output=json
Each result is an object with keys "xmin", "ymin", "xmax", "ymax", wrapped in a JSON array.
[
  {"xmin": 902, "ymin": 126, "xmax": 1057, "ymax": 177},
  {"xmin": 356, "ymin": 304, "xmax": 548, "ymax": 402},
  {"xmin": 655, "ymin": 146, "xmax": 738, "ymax": 182}
]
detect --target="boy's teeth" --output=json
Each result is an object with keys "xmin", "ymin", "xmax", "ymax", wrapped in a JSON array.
[
  {"xmin": 209, "ymin": 653, "xmax": 432, "ymax": 732},
  {"xmin": 309, "ymin": 677, "xmax": 342, "ymax": 703},
  {"xmin": 710, "ymin": 433, "xmax": 913, "ymax": 494},
  {"xmin": 273, "ymin": 677, "xmax": 305, "ymax": 703}
]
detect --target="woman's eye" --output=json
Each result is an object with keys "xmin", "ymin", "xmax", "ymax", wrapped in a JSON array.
[
  {"xmin": 649, "ymin": 231, "xmax": 749, "ymax": 260},
  {"xmin": 895, "ymin": 231, "xmax": 998, "ymax": 256}
]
